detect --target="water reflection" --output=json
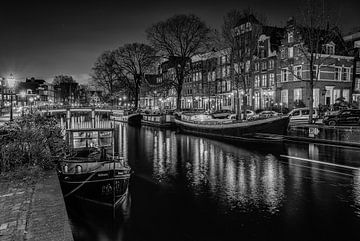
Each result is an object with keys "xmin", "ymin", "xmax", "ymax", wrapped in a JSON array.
[{"xmin": 136, "ymin": 126, "xmax": 286, "ymax": 215}]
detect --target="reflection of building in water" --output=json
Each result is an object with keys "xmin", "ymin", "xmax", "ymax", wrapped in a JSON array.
[
  {"xmin": 152, "ymin": 128, "xmax": 178, "ymax": 183},
  {"xmin": 181, "ymin": 137, "xmax": 285, "ymax": 213},
  {"xmin": 117, "ymin": 123, "xmax": 128, "ymax": 160},
  {"xmin": 145, "ymin": 128, "xmax": 286, "ymax": 213}
]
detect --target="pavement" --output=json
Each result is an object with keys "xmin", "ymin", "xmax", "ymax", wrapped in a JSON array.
[{"xmin": 0, "ymin": 171, "xmax": 73, "ymax": 241}]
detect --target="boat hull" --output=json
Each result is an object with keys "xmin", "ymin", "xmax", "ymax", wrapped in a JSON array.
[
  {"xmin": 59, "ymin": 170, "xmax": 130, "ymax": 207},
  {"xmin": 175, "ymin": 116, "xmax": 289, "ymax": 143}
]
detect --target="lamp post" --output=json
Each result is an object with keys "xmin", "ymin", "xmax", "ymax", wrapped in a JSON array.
[
  {"xmin": 29, "ymin": 97, "xmax": 34, "ymax": 114},
  {"xmin": 7, "ymin": 74, "xmax": 17, "ymax": 121}
]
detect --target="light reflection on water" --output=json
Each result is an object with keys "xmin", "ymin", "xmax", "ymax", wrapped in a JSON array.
[{"xmin": 125, "ymin": 125, "xmax": 287, "ymax": 215}]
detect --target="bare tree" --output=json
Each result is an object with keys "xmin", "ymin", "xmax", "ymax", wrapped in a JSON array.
[
  {"xmin": 146, "ymin": 14, "xmax": 211, "ymax": 110},
  {"xmin": 289, "ymin": 0, "xmax": 342, "ymax": 123},
  {"xmin": 114, "ymin": 43, "xmax": 157, "ymax": 109},
  {"xmin": 92, "ymin": 50, "xmax": 124, "ymax": 104},
  {"xmin": 221, "ymin": 9, "xmax": 265, "ymax": 119}
]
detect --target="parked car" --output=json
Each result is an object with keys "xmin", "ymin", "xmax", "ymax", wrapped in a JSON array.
[
  {"xmin": 211, "ymin": 109, "xmax": 233, "ymax": 119},
  {"xmin": 323, "ymin": 109, "xmax": 360, "ymax": 126},
  {"xmin": 288, "ymin": 108, "xmax": 319, "ymax": 124},
  {"xmin": 254, "ymin": 110, "xmax": 280, "ymax": 118}
]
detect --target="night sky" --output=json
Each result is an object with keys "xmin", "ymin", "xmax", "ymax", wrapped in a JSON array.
[{"xmin": 1, "ymin": 0, "xmax": 359, "ymax": 84}]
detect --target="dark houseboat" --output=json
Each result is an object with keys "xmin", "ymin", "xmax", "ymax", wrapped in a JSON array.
[
  {"xmin": 58, "ymin": 126, "xmax": 131, "ymax": 208},
  {"xmin": 141, "ymin": 114, "xmax": 175, "ymax": 128},
  {"xmin": 175, "ymin": 115, "xmax": 290, "ymax": 144}
]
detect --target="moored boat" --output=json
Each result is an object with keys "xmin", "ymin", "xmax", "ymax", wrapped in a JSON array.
[
  {"xmin": 141, "ymin": 114, "xmax": 175, "ymax": 128},
  {"xmin": 58, "ymin": 147, "xmax": 131, "ymax": 208},
  {"xmin": 175, "ymin": 115, "xmax": 290, "ymax": 143}
]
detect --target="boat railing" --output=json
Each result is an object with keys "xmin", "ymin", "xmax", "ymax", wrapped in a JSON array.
[{"xmin": 180, "ymin": 114, "xmax": 283, "ymax": 125}]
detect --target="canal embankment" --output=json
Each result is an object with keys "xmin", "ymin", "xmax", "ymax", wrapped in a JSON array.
[
  {"xmin": 286, "ymin": 124, "xmax": 360, "ymax": 147},
  {"xmin": 0, "ymin": 171, "xmax": 73, "ymax": 241}
]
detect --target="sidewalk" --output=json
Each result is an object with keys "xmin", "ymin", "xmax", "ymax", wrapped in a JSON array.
[{"xmin": 0, "ymin": 171, "xmax": 73, "ymax": 241}]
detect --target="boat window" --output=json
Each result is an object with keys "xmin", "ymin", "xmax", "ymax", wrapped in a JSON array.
[{"xmin": 75, "ymin": 165, "xmax": 82, "ymax": 174}]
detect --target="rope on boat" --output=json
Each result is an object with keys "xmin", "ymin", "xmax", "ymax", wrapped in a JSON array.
[{"xmin": 63, "ymin": 161, "xmax": 112, "ymax": 198}]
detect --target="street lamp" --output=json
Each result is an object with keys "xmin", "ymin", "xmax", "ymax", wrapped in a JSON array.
[
  {"xmin": 29, "ymin": 97, "xmax": 34, "ymax": 113},
  {"xmin": 7, "ymin": 74, "xmax": 17, "ymax": 121}
]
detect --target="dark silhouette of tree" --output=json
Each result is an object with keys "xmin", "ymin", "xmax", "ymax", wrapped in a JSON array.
[
  {"xmin": 53, "ymin": 75, "xmax": 79, "ymax": 105},
  {"xmin": 92, "ymin": 51, "xmax": 124, "ymax": 104},
  {"xmin": 114, "ymin": 43, "xmax": 158, "ymax": 109},
  {"xmin": 221, "ymin": 9, "xmax": 266, "ymax": 119},
  {"xmin": 290, "ymin": 0, "xmax": 343, "ymax": 123},
  {"xmin": 146, "ymin": 14, "xmax": 211, "ymax": 110}
]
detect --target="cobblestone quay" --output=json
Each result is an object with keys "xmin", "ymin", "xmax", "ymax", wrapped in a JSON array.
[{"xmin": 0, "ymin": 171, "xmax": 73, "ymax": 241}]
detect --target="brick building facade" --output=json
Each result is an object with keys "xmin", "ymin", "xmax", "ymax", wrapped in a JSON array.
[{"xmin": 276, "ymin": 18, "xmax": 354, "ymax": 109}]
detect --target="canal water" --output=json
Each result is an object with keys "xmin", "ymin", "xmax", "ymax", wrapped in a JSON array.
[{"xmin": 65, "ymin": 123, "xmax": 360, "ymax": 241}]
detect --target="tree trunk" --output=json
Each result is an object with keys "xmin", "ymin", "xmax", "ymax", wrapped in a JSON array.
[
  {"xmin": 134, "ymin": 85, "xmax": 139, "ymax": 109},
  {"xmin": 243, "ymin": 94, "xmax": 247, "ymax": 120},
  {"xmin": 236, "ymin": 89, "xmax": 241, "ymax": 120},
  {"xmin": 176, "ymin": 88, "xmax": 182, "ymax": 111},
  {"xmin": 309, "ymin": 54, "xmax": 314, "ymax": 124}
]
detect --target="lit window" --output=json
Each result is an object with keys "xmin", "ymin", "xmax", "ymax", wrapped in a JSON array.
[
  {"xmin": 293, "ymin": 66, "xmax": 302, "ymax": 80},
  {"xmin": 288, "ymin": 47, "xmax": 294, "ymax": 58},
  {"xmin": 268, "ymin": 60, "xmax": 274, "ymax": 69},
  {"xmin": 255, "ymin": 75, "xmax": 260, "ymax": 88},
  {"xmin": 281, "ymin": 68, "xmax": 288, "ymax": 82},
  {"xmin": 294, "ymin": 88, "xmax": 302, "ymax": 101},
  {"xmin": 288, "ymin": 31, "xmax": 294, "ymax": 43},
  {"xmin": 342, "ymin": 67, "xmax": 350, "ymax": 81},
  {"xmin": 261, "ymin": 75, "xmax": 267, "ymax": 87},
  {"xmin": 269, "ymin": 73, "xmax": 275, "ymax": 86},
  {"xmin": 355, "ymin": 78, "xmax": 360, "ymax": 90}
]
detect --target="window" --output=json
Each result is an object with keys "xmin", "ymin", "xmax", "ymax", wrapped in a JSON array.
[
  {"xmin": 294, "ymin": 66, "xmax": 302, "ymax": 80},
  {"xmin": 356, "ymin": 78, "xmax": 360, "ymax": 90},
  {"xmin": 356, "ymin": 61, "xmax": 360, "ymax": 74},
  {"xmin": 293, "ymin": 88, "xmax": 302, "ymax": 101},
  {"xmin": 268, "ymin": 60, "xmax": 274, "ymax": 69},
  {"xmin": 254, "ymin": 75, "xmax": 260, "ymax": 88},
  {"xmin": 254, "ymin": 92, "xmax": 260, "ymax": 109},
  {"xmin": 222, "ymin": 66, "xmax": 226, "ymax": 77},
  {"xmin": 245, "ymin": 60, "xmax": 250, "ymax": 72},
  {"xmin": 334, "ymin": 67, "xmax": 341, "ymax": 81},
  {"xmin": 280, "ymin": 49, "xmax": 286, "ymax": 59},
  {"xmin": 313, "ymin": 89, "xmax": 320, "ymax": 107},
  {"xmin": 281, "ymin": 89, "xmax": 288, "ymax": 106},
  {"xmin": 323, "ymin": 43, "xmax": 335, "ymax": 55},
  {"xmin": 281, "ymin": 68, "xmax": 288, "ymax": 82},
  {"xmin": 342, "ymin": 67, "xmax": 350, "ymax": 81},
  {"xmin": 261, "ymin": 62, "xmax": 267, "ymax": 71},
  {"xmin": 255, "ymin": 62, "xmax": 259, "ymax": 72},
  {"xmin": 334, "ymin": 89, "xmax": 341, "ymax": 101},
  {"xmin": 288, "ymin": 31, "xmax": 294, "ymax": 43},
  {"xmin": 226, "ymin": 80, "xmax": 231, "ymax": 91},
  {"xmin": 261, "ymin": 75, "xmax": 267, "ymax": 87},
  {"xmin": 288, "ymin": 47, "xmax": 294, "ymax": 58},
  {"xmin": 269, "ymin": 73, "xmax": 275, "ymax": 86},
  {"xmin": 343, "ymin": 89, "xmax": 350, "ymax": 101}
]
